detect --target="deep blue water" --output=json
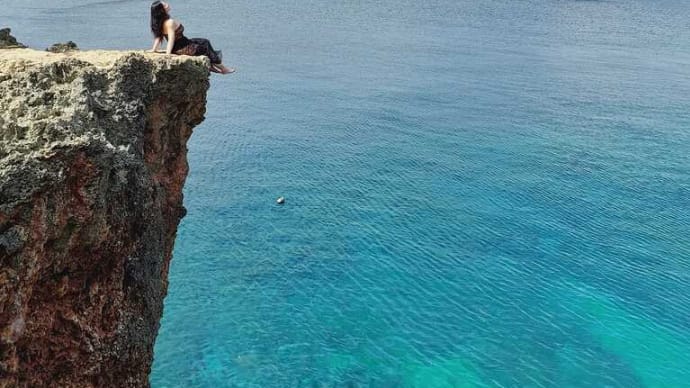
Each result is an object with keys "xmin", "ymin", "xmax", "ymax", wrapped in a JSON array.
[{"xmin": 4, "ymin": 0, "xmax": 690, "ymax": 386}]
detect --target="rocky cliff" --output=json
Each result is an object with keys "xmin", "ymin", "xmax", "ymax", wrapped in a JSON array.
[{"xmin": 0, "ymin": 49, "xmax": 210, "ymax": 387}]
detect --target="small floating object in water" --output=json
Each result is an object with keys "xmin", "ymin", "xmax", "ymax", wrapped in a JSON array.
[{"xmin": 276, "ymin": 196, "xmax": 285, "ymax": 205}]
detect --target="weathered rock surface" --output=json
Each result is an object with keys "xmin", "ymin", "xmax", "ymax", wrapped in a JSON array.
[
  {"xmin": 46, "ymin": 41, "xmax": 79, "ymax": 53},
  {"xmin": 0, "ymin": 49, "xmax": 210, "ymax": 387},
  {"xmin": 0, "ymin": 29, "xmax": 26, "ymax": 49}
]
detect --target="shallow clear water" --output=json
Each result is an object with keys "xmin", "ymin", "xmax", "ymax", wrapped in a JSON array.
[{"xmin": 4, "ymin": 0, "xmax": 690, "ymax": 386}]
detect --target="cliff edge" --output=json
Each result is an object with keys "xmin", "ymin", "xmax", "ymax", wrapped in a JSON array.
[{"xmin": 0, "ymin": 49, "xmax": 210, "ymax": 387}]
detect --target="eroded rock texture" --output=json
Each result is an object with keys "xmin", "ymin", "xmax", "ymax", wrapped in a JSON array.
[
  {"xmin": 0, "ymin": 49, "xmax": 210, "ymax": 387},
  {"xmin": 0, "ymin": 29, "xmax": 26, "ymax": 49}
]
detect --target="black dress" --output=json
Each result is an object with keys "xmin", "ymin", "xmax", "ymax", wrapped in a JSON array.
[{"xmin": 166, "ymin": 24, "xmax": 222, "ymax": 64}]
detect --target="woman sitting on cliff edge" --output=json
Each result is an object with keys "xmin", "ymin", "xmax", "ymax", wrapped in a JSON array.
[{"xmin": 149, "ymin": 1, "xmax": 235, "ymax": 74}]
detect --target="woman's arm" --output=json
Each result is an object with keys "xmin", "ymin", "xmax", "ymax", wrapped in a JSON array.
[
  {"xmin": 150, "ymin": 36, "xmax": 162, "ymax": 52},
  {"xmin": 164, "ymin": 19, "xmax": 176, "ymax": 55}
]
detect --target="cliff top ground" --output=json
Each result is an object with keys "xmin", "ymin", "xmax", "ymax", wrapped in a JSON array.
[{"xmin": 0, "ymin": 48, "xmax": 209, "ymax": 71}]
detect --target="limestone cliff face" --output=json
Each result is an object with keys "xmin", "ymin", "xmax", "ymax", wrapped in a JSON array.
[{"xmin": 0, "ymin": 49, "xmax": 210, "ymax": 387}]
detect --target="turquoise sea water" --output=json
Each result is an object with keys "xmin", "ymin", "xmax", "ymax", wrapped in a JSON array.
[{"xmin": 4, "ymin": 0, "xmax": 690, "ymax": 386}]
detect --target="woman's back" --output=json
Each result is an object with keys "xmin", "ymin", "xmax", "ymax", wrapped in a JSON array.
[{"xmin": 162, "ymin": 19, "xmax": 183, "ymax": 40}]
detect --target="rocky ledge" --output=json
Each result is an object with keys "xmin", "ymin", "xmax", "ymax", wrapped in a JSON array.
[{"xmin": 0, "ymin": 49, "xmax": 210, "ymax": 387}]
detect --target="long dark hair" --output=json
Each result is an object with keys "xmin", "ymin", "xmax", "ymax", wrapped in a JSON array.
[{"xmin": 150, "ymin": 1, "xmax": 169, "ymax": 38}]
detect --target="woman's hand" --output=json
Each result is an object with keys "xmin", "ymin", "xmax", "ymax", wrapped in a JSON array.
[{"xmin": 151, "ymin": 36, "xmax": 162, "ymax": 53}]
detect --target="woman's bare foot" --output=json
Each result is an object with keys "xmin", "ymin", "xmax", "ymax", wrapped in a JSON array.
[{"xmin": 211, "ymin": 64, "xmax": 235, "ymax": 74}]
